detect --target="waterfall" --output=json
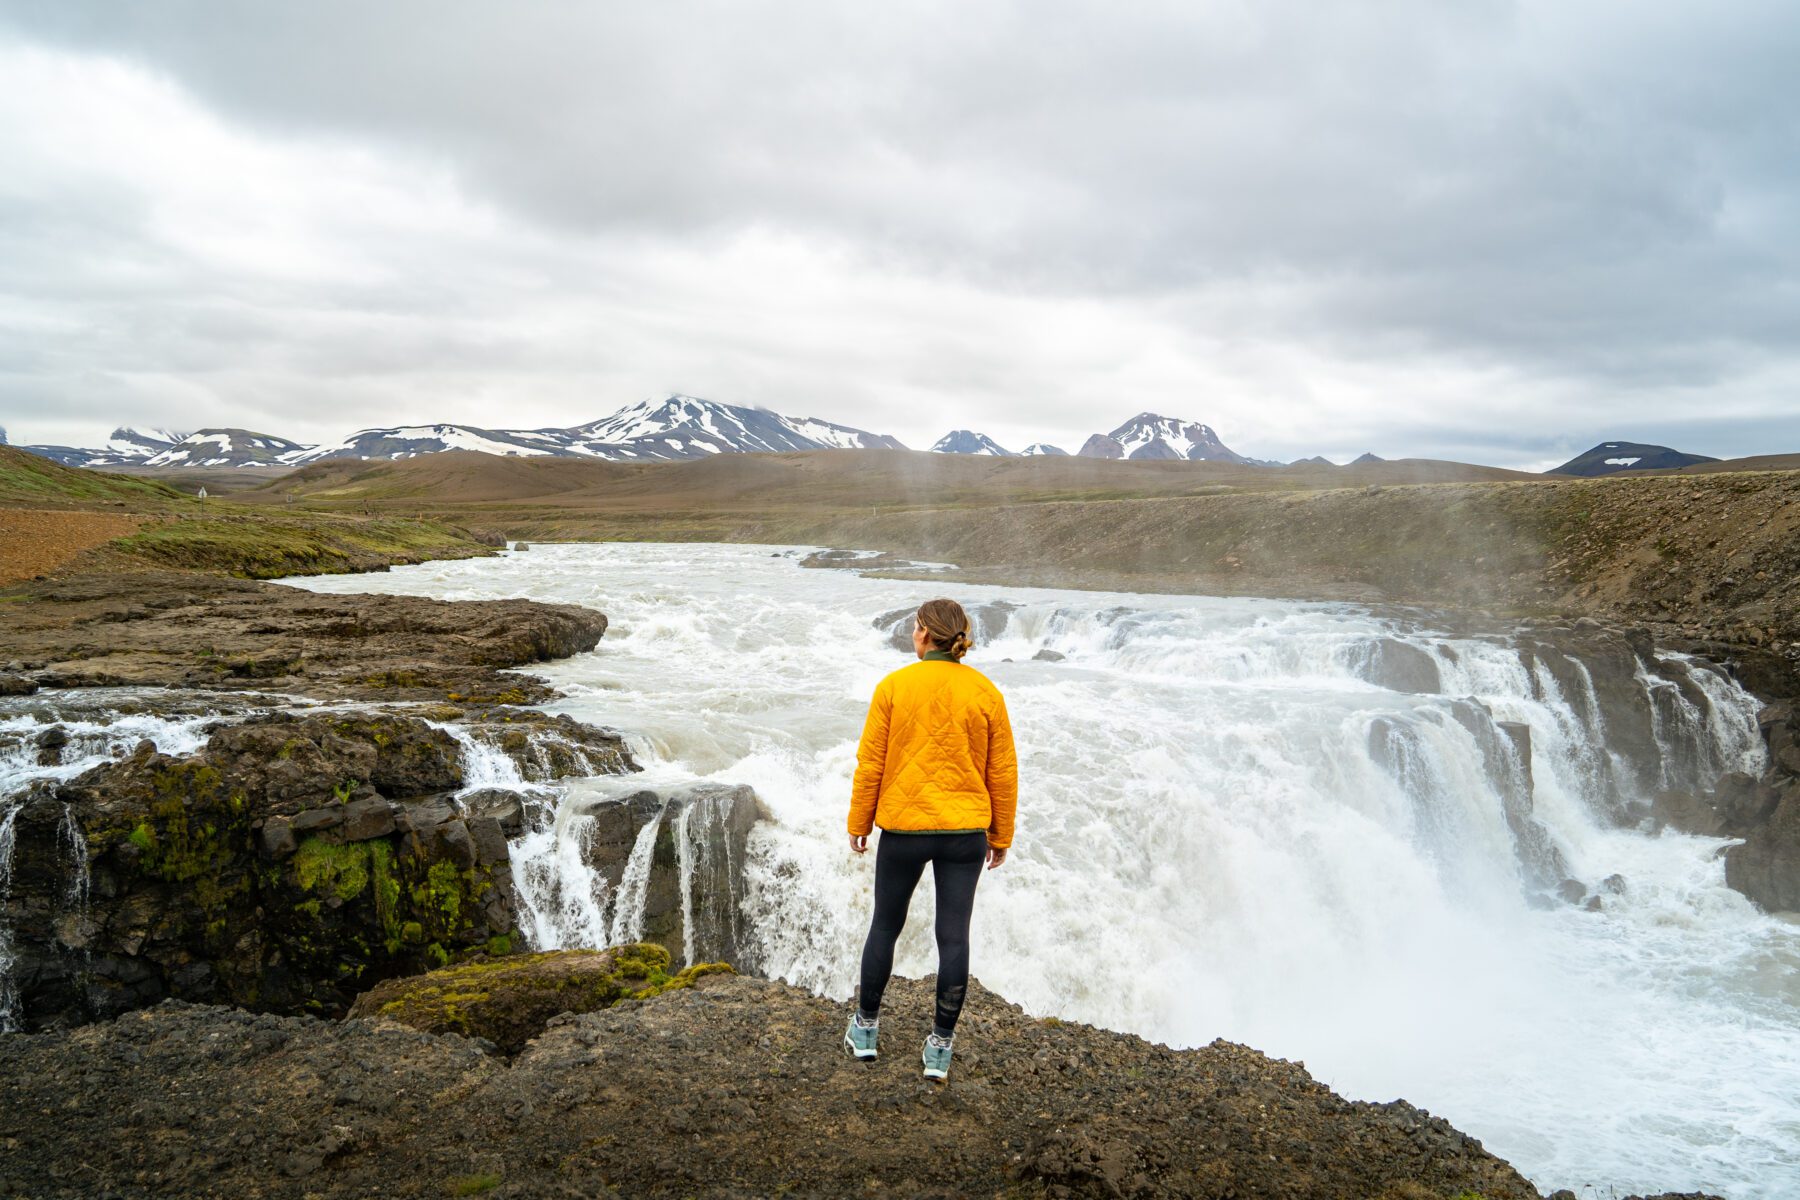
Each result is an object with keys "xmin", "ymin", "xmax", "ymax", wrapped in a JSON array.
[
  {"xmin": 607, "ymin": 813, "xmax": 663, "ymax": 945},
  {"xmin": 0, "ymin": 801, "xmax": 22, "ymax": 1033},
  {"xmin": 0, "ymin": 694, "xmax": 227, "ymax": 1034},
  {"xmin": 432, "ymin": 723, "xmax": 530, "ymax": 795},
  {"xmin": 278, "ymin": 542, "xmax": 1800, "ymax": 1197}
]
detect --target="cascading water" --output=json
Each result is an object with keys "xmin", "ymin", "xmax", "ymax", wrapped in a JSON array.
[
  {"xmin": 288, "ymin": 542, "xmax": 1798, "ymax": 1197},
  {"xmin": 0, "ymin": 692, "xmax": 232, "ymax": 1033}
]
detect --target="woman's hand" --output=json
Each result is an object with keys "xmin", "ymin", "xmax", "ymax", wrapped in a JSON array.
[
  {"xmin": 985, "ymin": 845, "xmax": 1007, "ymax": 869},
  {"xmin": 849, "ymin": 834, "xmax": 869, "ymax": 854}
]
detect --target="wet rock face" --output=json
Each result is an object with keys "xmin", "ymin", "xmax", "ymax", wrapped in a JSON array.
[
  {"xmin": 579, "ymin": 782, "xmax": 770, "ymax": 971},
  {"xmin": 1354, "ymin": 637, "xmax": 1441, "ymax": 694},
  {"xmin": 459, "ymin": 708, "xmax": 634, "ymax": 780},
  {"xmin": 1723, "ymin": 703, "xmax": 1800, "ymax": 913},
  {"xmin": 2, "ymin": 712, "xmax": 525, "ymax": 1031},
  {"xmin": 1517, "ymin": 622, "xmax": 1741, "ymax": 819}
]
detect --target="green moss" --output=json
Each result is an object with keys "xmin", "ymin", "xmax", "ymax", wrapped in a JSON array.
[
  {"xmin": 431, "ymin": 860, "xmax": 466, "ymax": 921},
  {"xmin": 362, "ymin": 946, "xmax": 735, "ymax": 1053},
  {"xmin": 447, "ymin": 1173, "xmax": 502, "ymax": 1195},
  {"xmin": 486, "ymin": 933, "xmax": 515, "ymax": 957},
  {"xmin": 370, "ymin": 840, "xmax": 402, "ymax": 952},
  {"xmin": 293, "ymin": 836, "xmax": 373, "ymax": 901},
  {"xmin": 127, "ymin": 823, "xmax": 155, "ymax": 852}
]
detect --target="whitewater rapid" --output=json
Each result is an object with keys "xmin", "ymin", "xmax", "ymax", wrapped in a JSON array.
[{"xmin": 287, "ymin": 542, "xmax": 1800, "ymax": 1197}]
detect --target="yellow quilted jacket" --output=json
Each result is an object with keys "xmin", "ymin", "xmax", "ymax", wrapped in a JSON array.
[{"xmin": 847, "ymin": 653, "xmax": 1018, "ymax": 849}]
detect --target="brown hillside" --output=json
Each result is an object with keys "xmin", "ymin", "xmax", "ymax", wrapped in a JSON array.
[{"xmin": 245, "ymin": 447, "xmax": 1534, "ymax": 512}]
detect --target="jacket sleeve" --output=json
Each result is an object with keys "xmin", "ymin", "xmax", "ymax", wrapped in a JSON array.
[
  {"xmin": 984, "ymin": 691, "xmax": 1019, "ymax": 849},
  {"xmin": 847, "ymin": 679, "xmax": 892, "ymax": 837}
]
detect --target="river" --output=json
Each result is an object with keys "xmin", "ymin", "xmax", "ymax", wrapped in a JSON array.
[{"xmin": 284, "ymin": 541, "xmax": 1798, "ymax": 1197}]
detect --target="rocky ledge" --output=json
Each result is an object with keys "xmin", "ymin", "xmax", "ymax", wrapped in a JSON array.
[
  {"xmin": 3, "ymin": 708, "xmax": 634, "ymax": 1030},
  {"xmin": 0, "ymin": 569, "xmax": 609, "ymax": 705},
  {"xmin": 0, "ymin": 965, "xmax": 1598, "ymax": 1200}
]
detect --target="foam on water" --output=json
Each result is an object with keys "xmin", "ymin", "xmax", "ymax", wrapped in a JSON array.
[{"xmin": 286, "ymin": 542, "xmax": 1799, "ymax": 1197}]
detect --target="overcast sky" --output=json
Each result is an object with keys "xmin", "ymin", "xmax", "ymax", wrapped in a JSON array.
[{"xmin": 0, "ymin": 2, "xmax": 1794, "ymax": 469}]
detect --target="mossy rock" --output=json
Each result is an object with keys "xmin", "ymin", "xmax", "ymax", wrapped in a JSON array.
[{"xmin": 346, "ymin": 944, "xmax": 733, "ymax": 1053}]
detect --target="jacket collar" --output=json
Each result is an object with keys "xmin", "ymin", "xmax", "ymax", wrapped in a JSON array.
[{"xmin": 921, "ymin": 649, "xmax": 959, "ymax": 663}]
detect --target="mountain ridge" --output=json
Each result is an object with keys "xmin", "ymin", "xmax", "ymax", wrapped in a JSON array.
[{"xmin": 1548, "ymin": 440, "xmax": 1719, "ymax": 477}]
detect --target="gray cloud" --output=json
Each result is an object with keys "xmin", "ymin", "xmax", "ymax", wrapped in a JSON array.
[{"xmin": 0, "ymin": 1, "xmax": 1795, "ymax": 464}]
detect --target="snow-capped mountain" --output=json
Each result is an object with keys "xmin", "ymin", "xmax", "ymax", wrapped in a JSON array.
[
  {"xmin": 18, "ymin": 395, "xmax": 908, "ymax": 469},
  {"xmin": 1077, "ymin": 413, "xmax": 1251, "ymax": 463},
  {"xmin": 1020, "ymin": 442, "xmax": 1068, "ymax": 456},
  {"xmin": 17, "ymin": 427, "xmax": 188, "ymax": 467},
  {"xmin": 289, "ymin": 424, "xmax": 561, "ymax": 465},
  {"xmin": 555, "ymin": 395, "xmax": 906, "ymax": 460},
  {"xmin": 144, "ymin": 429, "xmax": 311, "ymax": 468},
  {"xmin": 105, "ymin": 427, "xmax": 186, "ymax": 461},
  {"xmin": 930, "ymin": 430, "xmax": 1014, "ymax": 456}
]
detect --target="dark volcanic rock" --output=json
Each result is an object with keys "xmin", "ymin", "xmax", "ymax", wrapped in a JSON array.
[
  {"xmin": 0, "ymin": 673, "xmax": 37, "ymax": 695},
  {"xmin": 577, "ymin": 782, "xmax": 770, "ymax": 970},
  {"xmin": 0, "ymin": 974, "xmax": 1548, "ymax": 1200},
  {"xmin": 1719, "ymin": 703, "xmax": 1800, "ymax": 913},
  {"xmin": 459, "ymin": 707, "xmax": 634, "ymax": 780},
  {"xmin": 0, "ymin": 711, "xmax": 560, "ymax": 1031},
  {"xmin": 0, "ymin": 569, "xmax": 610, "ymax": 704}
]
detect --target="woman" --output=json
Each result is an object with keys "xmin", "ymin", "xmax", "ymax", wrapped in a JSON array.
[{"xmin": 844, "ymin": 597, "xmax": 1018, "ymax": 1080}]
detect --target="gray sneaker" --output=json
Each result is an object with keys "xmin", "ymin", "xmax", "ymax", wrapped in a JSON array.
[
  {"xmin": 922, "ymin": 1032, "xmax": 953, "ymax": 1080},
  {"xmin": 844, "ymin": 1013, "xmax": 878, "ymax": 1060}
]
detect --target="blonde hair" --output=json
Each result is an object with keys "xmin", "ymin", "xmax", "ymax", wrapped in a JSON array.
[{"xmin": 916, "ymin": 598, "xmax": 973, "ymax": 660}]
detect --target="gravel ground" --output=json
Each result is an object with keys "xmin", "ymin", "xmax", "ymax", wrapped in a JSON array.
[{"xmin": 0, "ymin": 509, "xmax": 144, "ymax": 584}]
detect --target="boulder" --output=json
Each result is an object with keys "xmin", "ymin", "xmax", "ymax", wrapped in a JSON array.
[
  {"xmin": 347, "ymin": 944, "xmax": 731, "ymax": 1053},
  {"xmin": 1355, "ymin": 638, "xmax": 1440, "ymax": 694},
  {"xmin": 0, "ymin": 673, "xmax": 37, "ymax": 696}
]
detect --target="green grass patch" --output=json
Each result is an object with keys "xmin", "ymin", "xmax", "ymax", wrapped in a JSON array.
[
  {"xmin": 107, "ymin": 512, "xmax": 495, "ymax": 578},
  {"xmin": 0, "ymin": 446, "xmax": 184, "ymax": 506}
]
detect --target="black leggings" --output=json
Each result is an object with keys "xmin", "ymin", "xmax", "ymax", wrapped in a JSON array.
[{"xmin": 857, "ymin": 830, "xmax": 986, "ymax": 1036}]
